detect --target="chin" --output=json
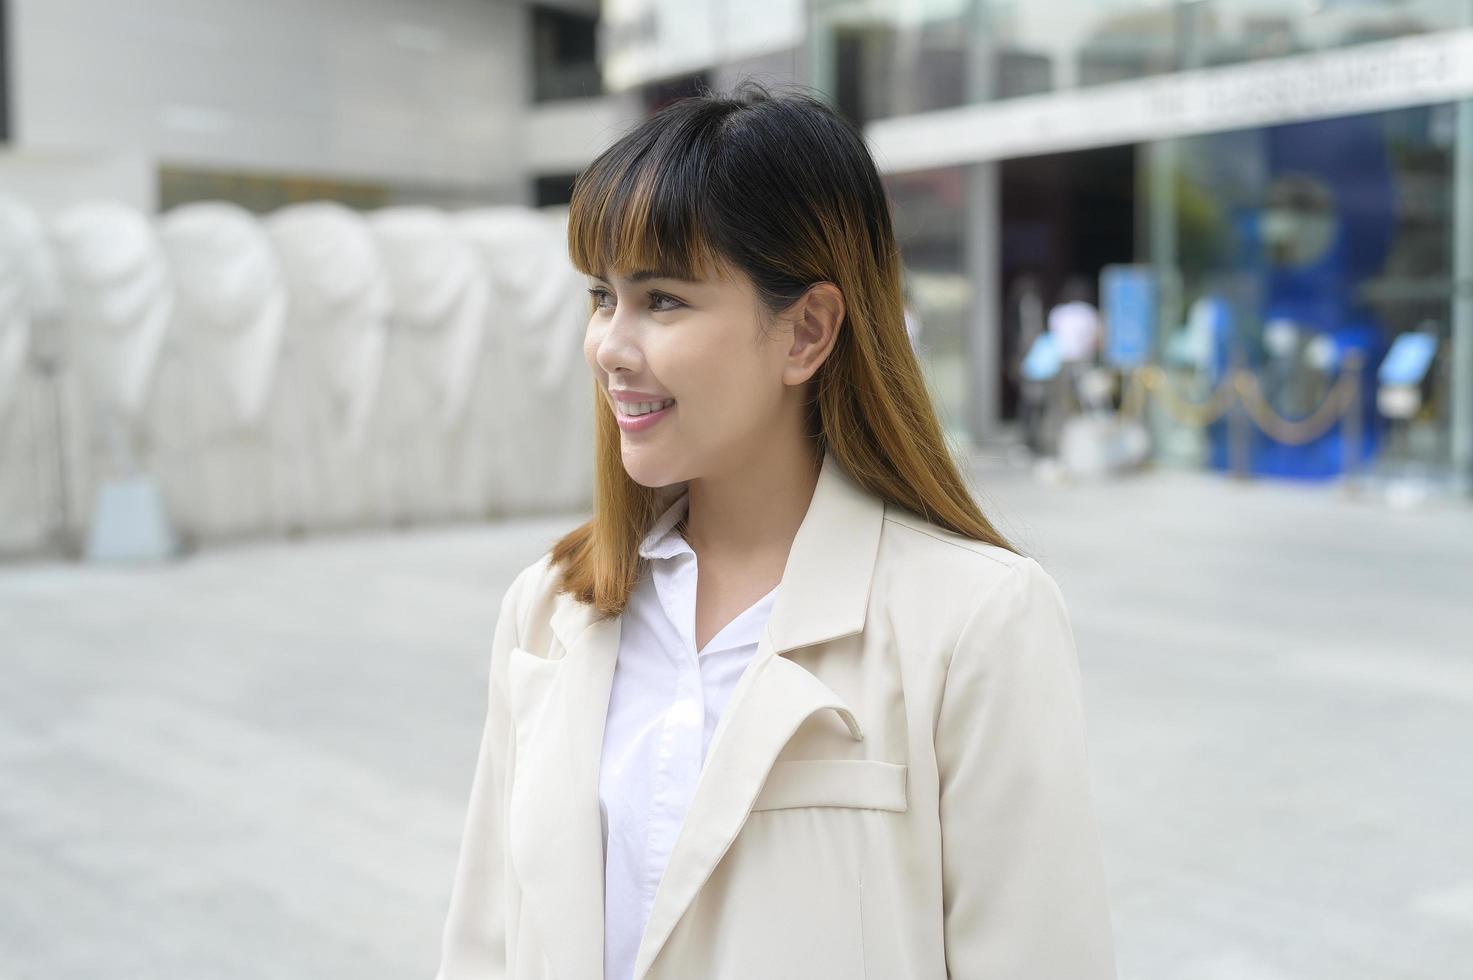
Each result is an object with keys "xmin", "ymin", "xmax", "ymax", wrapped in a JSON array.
[{"xmin": 618, "ymin": 450, "xmax": 679, "ymax": 490}]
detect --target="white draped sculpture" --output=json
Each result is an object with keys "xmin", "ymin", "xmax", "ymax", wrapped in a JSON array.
[
  {"xmin": 368, "ymin": 207, "xmax": 490, "ymax": 523},
  {"xmin": 265, "ymin": 202, "xmax": 391, "ymax": 532},
  {"xmin": 0, "ymin": 197, "xmax": 64, "ymax": 553},
  {"xmin": 50, "ymin": 201, "xmax": 178, "ymax": 558},
  {"xmin": 0, "ymin": 200, "xmax": 38, "ymax": 417},
  {"xmin": 457, "ymin": 206, "xmax": 593, "ymax": 516},
  {"xmin": 51, "ymin": 202, "xmax": 173, "ymax": 425},
  {"xmin": 154, "ymin": 202, "xmax": 288, "ymax": 540},
  {"xmin": 0, "ymin": 198, "xmax": 596, "ymax": 558}
]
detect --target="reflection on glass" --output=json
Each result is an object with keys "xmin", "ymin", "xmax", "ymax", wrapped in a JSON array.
[
  {"xmin": 1158, "ymin": 104, "xmax": 1455, "ymax": 478},
  {"xmin": 811, "ymin": 0, "xmax": 1465, "ymax": 122},
  {"xmin": 884, "ymin": 166, "xmax": 972, "ymax": 445}
]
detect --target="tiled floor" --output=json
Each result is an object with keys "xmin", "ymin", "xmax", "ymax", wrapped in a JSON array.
[{"xmin": 2, "ymin": 457, "xmax": 1469, "ymax": 979}]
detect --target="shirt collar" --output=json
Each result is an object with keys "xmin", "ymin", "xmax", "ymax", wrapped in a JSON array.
[
  {"xmin": 638, "ymin": 487, "xmax": 692, "ymax": 561},
  {"xmin": 638, "ymin": 484, "xmax": 783, "ymax": 658},
  {"xmin": 549, "ymin": 450, "xmax": 885, "ymax": 658}
]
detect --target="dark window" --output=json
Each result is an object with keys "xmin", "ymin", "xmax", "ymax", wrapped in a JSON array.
[
  {"xmin": 158, "ymin": 166, "xmax": 390, "ymax": 213},
  {"xmin": 534, "ymin": 173, "xmax": 578, "ymax": 208},
  {"xmin": 532, "ymin": 4, "xmax": 602, "ymax": 102}
]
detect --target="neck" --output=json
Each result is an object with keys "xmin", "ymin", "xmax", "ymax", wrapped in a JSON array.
[{"xmin": 681, "ymin": 437, "xmax": 821, "ymax": 567}]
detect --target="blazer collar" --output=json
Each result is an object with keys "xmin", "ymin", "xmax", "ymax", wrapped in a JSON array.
[
  {"xmin": 513, "ymin": 449, "xmax": 887, "ymax": 980},
  {"xmin": 764, "ymin": 448, "xmax": 886, "ymax": 655},
  {"xmin": 547, "ymin": 448, "xmax": 886, "ymax": 656}
]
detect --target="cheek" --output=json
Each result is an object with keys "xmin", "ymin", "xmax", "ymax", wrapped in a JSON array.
[
  {"xmin": 671, "ymin": 335, "xmax": 774, "ymax": 413},
  {"xmin": 582, "ymin": 322, "xmax": 603, "ymax": 372},
  {"xmin": 658, "ymin": 338, "xmax": 724, "ymax": 403}
]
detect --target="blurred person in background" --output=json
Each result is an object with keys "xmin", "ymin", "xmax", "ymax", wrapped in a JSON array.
[
  {"xmin": 1049, "ymin": 278, "xmax": 1100, "ymax": 346},
  {"xmin": 1048, "ymin": 275, "xmax": 1103, "ymax": 408},
  {"xmin": 1008, "ymin": 273, "xmax": 1051, "ymax": 456},
  {"xmin": 435, "ymin": 80, "xmax": 1116, "ymax": 980}
]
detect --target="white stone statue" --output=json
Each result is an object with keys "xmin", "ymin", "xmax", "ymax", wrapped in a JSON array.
[
  {"xmin": 368, "ymin": 207, "xmax": 490, "ymax": 523},
  {"xmin": 455, "ymin": 206, "xmax": 593, "ymax": 518},
  {"xmin": 154, "ymin": 202, "xmax": 288, "ymax": 540},
  {"xmin": 51, "ymin": 201, "xmax": 173, "ymax": 433},
  {"xmin": 265, "ymin": 202, "xmax": 391, "ymax": 532},
  {"xmin": 49, "ymin": 200, "xmax": 179, "ymax": 560},
  {"xmin": 0, "ymin": 196, "xmax": 64, "ymax": 555}
]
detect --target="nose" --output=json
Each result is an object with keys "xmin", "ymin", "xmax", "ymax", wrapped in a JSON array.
[{"xmin": 593, "ymin": 303, "xmax": 644, "ymax": 379}]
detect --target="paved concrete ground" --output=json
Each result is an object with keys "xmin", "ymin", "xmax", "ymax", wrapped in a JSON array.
[{"xmin": 2, "ymin": 456, "xmax": 1470, "ymax": 979}]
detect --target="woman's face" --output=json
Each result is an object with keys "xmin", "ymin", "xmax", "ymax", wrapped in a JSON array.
[{"xmin": 583, "ymin": 260, "xmax": 800, "ymax": 488}]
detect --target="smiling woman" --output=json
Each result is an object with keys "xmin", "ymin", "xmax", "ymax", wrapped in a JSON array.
[
  {"xmin": 435, "ymin": 78, "xmax": 1117, "ymax": 980},
  {"xmin": 554, "ymin": 79, "xmax": 1020, "ymax": 618}
]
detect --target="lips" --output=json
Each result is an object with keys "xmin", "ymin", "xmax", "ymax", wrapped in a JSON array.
[{"xmin": 613, "ymin": 398, "xmax": 675, "ymax": 433}]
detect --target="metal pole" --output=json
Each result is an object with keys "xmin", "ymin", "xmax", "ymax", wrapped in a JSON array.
[
  {"xmin": 1229, "ymin": 349, "xmax": 1252, "ymax": 481},
  {"xmin": 802, "ymin": 0, "xmax": 835, "ymax": 101},
  {"xmin": 1453, "ymin": 82, "xmax": 1473, "ymax": 496},
  {"xmin": 1145, "ymin": 139, "xmax": 1182, "ymax": 466},
  {"xmin": 964, "ymin": 163, "xmax": 1001, "ymax": 448},
  {"xmin": 962, "ymin": 0, "xmax": 1000, "ymax": 450}
]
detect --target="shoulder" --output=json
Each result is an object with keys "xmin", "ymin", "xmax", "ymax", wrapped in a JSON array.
[
  {"xmin": 874, "ymin": 505, "xmax": 1070, "ymax": 660},
  {"xmin": 499, "ymin": 550, "xmax": 558, "ymax": 638},
  {"xmin": 512, "ymin": 549, "xmax": 557, "ymax": 595},
  {"xmin": 878, "ymin": 504, "xmax": 1037, "ymax": 597}
]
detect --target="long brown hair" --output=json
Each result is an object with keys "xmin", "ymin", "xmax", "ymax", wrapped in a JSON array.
[{"xmin": 550, "ymin": 79, "xmax": 1019, "ymax": 617}]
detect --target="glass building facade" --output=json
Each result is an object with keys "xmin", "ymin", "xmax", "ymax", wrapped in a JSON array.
[{"xmin": 806, "ymin": 0, "xmax": 1473, "ymax": 493}]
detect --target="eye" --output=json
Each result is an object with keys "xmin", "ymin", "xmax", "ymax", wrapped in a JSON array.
[{"xmin": 585, "ymin": 287, "xmax": 685, "ymax": 313}]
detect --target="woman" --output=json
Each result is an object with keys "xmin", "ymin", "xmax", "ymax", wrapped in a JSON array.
[{"xmin": 436, "ymin": 81, "xmax": 1116, "ymax": 980}]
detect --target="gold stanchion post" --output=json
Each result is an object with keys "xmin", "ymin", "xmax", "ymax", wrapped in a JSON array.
[{"xmin": 1341, "ymin": 349, "xmax": 1364, "ymax": 499}]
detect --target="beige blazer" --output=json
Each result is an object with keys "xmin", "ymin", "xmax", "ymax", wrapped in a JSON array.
[{"xmin": 435, "ymin": 451, "xmax": 1117, "ymax": 980}]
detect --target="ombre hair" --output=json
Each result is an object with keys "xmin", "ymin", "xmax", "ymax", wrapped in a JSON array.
[{"xmin": 550, "ymin": 78, "xmax": 1019, "ymax": 616}]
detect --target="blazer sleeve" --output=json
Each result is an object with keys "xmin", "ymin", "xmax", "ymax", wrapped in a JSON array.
[
  {"xmin": 433, "ymin": 567, "xmax": 524, "ymax": 980},
  {"xmin": 935, "ymin": 557, "xmax": 1117, "ymax": 980}
]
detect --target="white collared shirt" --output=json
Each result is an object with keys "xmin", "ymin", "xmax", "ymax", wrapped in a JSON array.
[{"xmin": 598, "ymin": 488, "xmax": 780, "ymax": 980}]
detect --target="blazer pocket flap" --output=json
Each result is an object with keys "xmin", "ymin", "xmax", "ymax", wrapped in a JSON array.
[{"xmin": 751, "ymin": 759, "xmax": 908, "ymax": 813}]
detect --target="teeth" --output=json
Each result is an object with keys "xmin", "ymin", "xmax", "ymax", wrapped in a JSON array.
[{"xmin": 620, "ymin": 398, "xmax": 675, "ymax": 417}]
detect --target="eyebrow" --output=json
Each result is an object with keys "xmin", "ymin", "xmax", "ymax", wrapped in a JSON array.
[{"xmin": 593, "ymin": 269, "xmax": 702, "ymax": 285}]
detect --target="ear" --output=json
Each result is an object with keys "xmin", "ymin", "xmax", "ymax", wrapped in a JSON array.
[{"xmin": 781, "ymin": 282, "xmax": 844, "ymax": 387}]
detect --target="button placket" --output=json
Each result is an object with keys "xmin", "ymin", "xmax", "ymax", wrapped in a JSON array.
[
  {"xmin": 641, "ymin": 546, "xmax": 709, "ymax": 922},
  {"xmin": 612, "ymin": 490, "xmax": 785, "ymax": 980}
]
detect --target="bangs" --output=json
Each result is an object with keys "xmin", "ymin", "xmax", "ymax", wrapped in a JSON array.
[{"xmin": 567, "ymin": 133, "xmax": 725, "ymax": 285}]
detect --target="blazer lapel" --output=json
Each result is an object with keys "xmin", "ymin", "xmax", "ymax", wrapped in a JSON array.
[
  {"xmin": 630, "ymin": 450, "xmax": 887, "ymax": 980},
  {"xmin": 506, "ymin": 596, "xmax": 620, "ymax": 980},
  {"xmin": 505, "ymin": 450, "xmax": 887, "ymax": 980}
]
